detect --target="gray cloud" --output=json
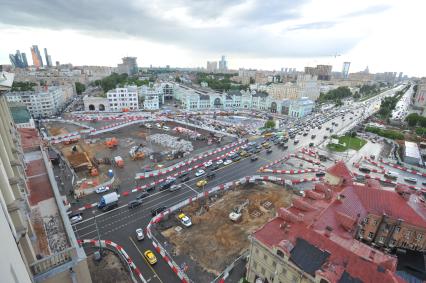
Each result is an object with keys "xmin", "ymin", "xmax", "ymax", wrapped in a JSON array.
[{"xmin": 0, "ymin": 0, "xmax": 360, "ymax": 57}]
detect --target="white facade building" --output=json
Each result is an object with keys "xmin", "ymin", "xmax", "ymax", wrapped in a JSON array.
[
  {"xmin": 107, "ymin": 86, "xmax": 139, "ymax": 111},
  {"xmin": 6, "ymin": 86, "xmax": 66, "ymax": 118}
]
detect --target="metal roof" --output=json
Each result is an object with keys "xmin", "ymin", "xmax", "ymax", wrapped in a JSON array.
[{"xmin": 405, "ymin": 141, "xmax": 421, "ymax": 159}]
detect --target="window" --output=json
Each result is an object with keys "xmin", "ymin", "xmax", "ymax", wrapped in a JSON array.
[
  {"xmin": 368, "ymin": 232, "xmax": 374, "ymax": 239},
  {"xmin": 378, "ymin": 236, "xmax": 384, "ymax": 243},
  {"xmin": 395, "ymin": 226, "xmax": 401, "ymax": 233},
  {"xmin": 373, "ymin": 219, "xmax": 378, "ymax": 226},
  {"xmin": 417, "ymin": 234, "xmax": 423, "ymax": 240},
  {"xmin": 363, "ymin": 218, "xmax": 369, "ymax": 224}
]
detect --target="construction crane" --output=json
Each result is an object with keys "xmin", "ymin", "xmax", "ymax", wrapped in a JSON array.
[{"xmin": 229, "ymin": 199, "xmax": 249, "ymax": 222}]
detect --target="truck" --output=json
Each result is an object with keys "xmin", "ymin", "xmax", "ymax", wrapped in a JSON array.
[{"xmin": 98, "ymin": 192, "xmax": 119, "ymax": 209}]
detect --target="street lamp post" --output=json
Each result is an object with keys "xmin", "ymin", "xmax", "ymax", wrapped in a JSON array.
[{"xmin": 92, "ymin": 211, "xmax": 102, "ymax": 255}]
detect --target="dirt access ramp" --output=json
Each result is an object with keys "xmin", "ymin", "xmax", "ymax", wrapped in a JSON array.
[
  {"xmin": 87, "ymin": 250, "xmax": 133, "ymax": 283},
  {"xmin": 161, "ymin": 182, "xmax": 293, "ymax": 275}
]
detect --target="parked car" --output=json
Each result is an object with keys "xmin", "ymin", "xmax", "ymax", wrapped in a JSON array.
[
  {"xmin": 266, "ymin": 148, "xmax": 273, "ymax": 153},
  {"xmin": 196, "ymin": 179, "xmax": 208, "ymax": 187},
  {"xmin": 136, "ymin": 192, "xmax": 149, "ymax": 200},
  {"xmin": 210, "ymin": 164, "xmax": 220, "ymax": 171},
  {"xmin": 195, "ymin": 169, "xmax": 206, "ymax": 177},
  {"xmin": 216, "ymin": 159, "xmax": 224, "ymax": 165},
  {"xmin": 204, "ymin": 161, "xmax": 213, "ymax": 167},
  {"xmin": 224, "ymin": 159, "xmax": 233, "ymax": 165},
  {"xmin": 384, "ymin": 171, "xmax": 399, "ymax": 179},
  {"xmin": 102, "ymin": 202, "xmax": 118, "ymax": 212},
  {"xmin": 251, "ymin": 156, "xmax": 258, "ymax": 161},
  {"xmin": 309, "ymin": 142, "xmax": 314, "ymax": 147},
  {"xmin": 181, "ymin": 176, "xmax": 190, "ymax": 182},
  {"xmin": 144, "ymin": 250, "xmax": 157, "ymax": 265},
  {"xmin": 95, "ymin": 186, "xmax": 110, "ymax": 194},
  {"xmin": 179, "ymin": 172, "xmax": 188, "ymax": 178},
  {"xmin": 315, "ymin": 172, "xmax": 326, "ymax": 177},
  {"xmin": 358, "ymin": 167, "xmax": 371, "ymax": 173},
  {"xmin": 136, "ymin": 228, "xmax": 144, "ymax": 240},
  {"xmin": 206, "ymin": 172, "xmax": 216, "ymax": 179},
  {"xmin": 178, "ymin": 213, "xmax": 192, "ymax": 227}
]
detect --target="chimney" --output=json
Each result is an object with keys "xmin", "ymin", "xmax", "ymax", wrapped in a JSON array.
[{"xmin": 325, "ymin": 226, "xmax": 333, "ymax": 238}]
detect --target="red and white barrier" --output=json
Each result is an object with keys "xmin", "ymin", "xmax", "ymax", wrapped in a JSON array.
[
  {"xmin": 261, "ymin": 168, "xmax": 320, "ymax": 174},
  {"xmin": 378, "ymin": 158, "xmax": 426, "ymax": 177},
  {"xmin": 78, "ymin": 239, "xmax": 147, "ymax": 283}
]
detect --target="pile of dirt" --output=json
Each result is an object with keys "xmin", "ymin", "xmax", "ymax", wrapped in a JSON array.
[
  {"xmin": 161, "ymin": 182, "xmax": 293, "ymax": 275},
  {"xmin": 88, "ymin": 251, "xmax": 132, "ymax": 283},
  {"xmin": 48, "ymin": 127, "xmax": 67, "ymax": 136}
]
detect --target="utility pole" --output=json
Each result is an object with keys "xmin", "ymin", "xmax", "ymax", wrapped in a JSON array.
[{"xmin": 93, "ymin": 211, "xmax": 102, "ymax": 255}]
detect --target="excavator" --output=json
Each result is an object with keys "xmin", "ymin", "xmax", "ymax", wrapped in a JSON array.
[
  {"xmin": 105, "ymin": 137, "xmax": 118, "ymax": 149},
  {"xmin": 83, "ymin": 152, "xmax": 99, "ymax": 176},
  {"xmin": 129, "ymin": 144, "xmax": 145, "ymax": 160}
]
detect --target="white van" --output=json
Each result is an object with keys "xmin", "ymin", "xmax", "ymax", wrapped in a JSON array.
[{"xmin": 384, "ymin": 171, "xmax": 399, "ymax": 179}]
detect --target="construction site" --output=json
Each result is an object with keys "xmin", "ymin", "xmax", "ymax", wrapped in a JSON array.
[
  {"xmin": 156, "ymin": 182, "xmax": 294, "ymax": 282},
  {"xmin": 43, "ymin": 120, "xmax": 233, "ymax": 197}
]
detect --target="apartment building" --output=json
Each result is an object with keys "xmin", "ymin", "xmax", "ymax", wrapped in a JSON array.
[
  {"xmin": 247, "ymin": 161, "xmax": 426, "ymax": 283},
  {"xmin": 6, "ymin": 86, "xmax": 67, "ymax": 118},
  {"xmin": 0, "ymin": 71, "xmax": 91, "ymax": 283},
  {"xmin": 107, "ymin": 86, "xmax": 139, "ymax": 111}
]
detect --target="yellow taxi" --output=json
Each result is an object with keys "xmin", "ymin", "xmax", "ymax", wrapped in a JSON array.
[
  {"xmin": 144, "ymin": 250, "xmax": 157, "ymax": 265},
  {"xmin": 196, "ymin": 179, "xmax": 208, "ymax": 187}
]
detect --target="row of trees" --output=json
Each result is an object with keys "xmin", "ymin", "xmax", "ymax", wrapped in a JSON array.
[
  {"xmin": 91, "ymin": 73, "xmax": 151, "ymax": 92},
  {"xmin": 406, "ymin": 113, "xmax": 426, "ymax": 127},
  {"xmin": 318, "ymin": 86, "xmax": 352, "ymax": 104},
  {"xmin": 10, "ymin": 81, "xmax": 37, "ymax": 91}
]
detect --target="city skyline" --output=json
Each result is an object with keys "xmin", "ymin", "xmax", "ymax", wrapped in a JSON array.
[{"xmin": 0, "ymin": 0, "xmax": 425, "ymax": 76}]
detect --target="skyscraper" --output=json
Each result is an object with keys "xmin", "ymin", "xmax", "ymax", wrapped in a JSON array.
[
  {"xmin": 206, "ymin": 61, "xmax": 218, "ymax": 73},
  {"xmin": 44, "ymin": 48, "xmax": 52, "ymax": 67},
  {"xmin": 218, "ymin": 55, "xmax": 228, "ymax": 72},
  {"xmin": 21, "ymin": 52, "xmax": 28, "ymax": 67},
  {"xmin": 30, "ymin": 45, "xmax": 43, "ymax": 68},
  {"xmin": 342, "ymin": 62, "xmax": 351, "ymax": 79},
  {"xmin": 117, "ymin": 57, "xmax": 138, "ymax": 75},
  {"xmin": 8, "ymin": 50, "xmax": 26, "ymax": 68}
]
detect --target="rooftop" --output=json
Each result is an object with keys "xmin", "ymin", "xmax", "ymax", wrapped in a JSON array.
[
  {"xmin": 9, "ymin": 104, "xmax": 31, "ymax": 124},
  {"xmin": 405, "ymin": 141, "xmax": 421, "ymax": 160}
]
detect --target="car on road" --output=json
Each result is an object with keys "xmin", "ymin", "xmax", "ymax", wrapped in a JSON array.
[
  {"xmin": 178, "ymin": 213, "xmax": 192, "ymax": 227},
  {"xmin": 315, "ymin": 172, "xmax": 326, "ymax": 177},
  {"xmin": 95, "ymin": 186, "xmax": 110, "ymax": 194},
  {"xmin": 196, "ymin": 179, "xmax": 208, "ymax": 187},
  {"xmin": 294, "ymin": 139, "xmax": 299, "ymax": 144},
  {"xmin": 181, "ymin": 176, "xmax": 190, "ymax": 182},
  {"xmin": 102, "ymin": 203, "xmax": 118, "ymax": 212},
  {"xmin": 151, "ymin": 206, "xmax": 167, "ymax": 216},
  {"xmin": 210, "ymin": 164, "xmax": 220, "ymax": 171},
  {"xmin": 251, "ymin": 156, "xmax": 258, "ymax": 161},
  {"xmin": 266, "ymin": 148, "xmax": 273, "ymax": 153},
  {"xmin": 216, "ymin": 159, "xmax": 224, "ymax": 165},
  {"xmin": 136, "ymin": 192, "xmax": 149, "ymax": 199},
  {"xmin": 128, "ymin": 200, "xmax": 142, "ymax": 209},
  {"xmin": 404, "ymin": 177, "xmax": 417, "ymax": 184},
  {"xmin": 69, "ymin": 214, "xmax": 83, "ymax": 224},
  {"xmin": 206, "ymin": 172, "xmax": 216, "ymax": 179},
  {"xmin": 233, "ymin": 155, "xmax": 241, "ymax": 161},
  {"xmin": 358, "ymin": 167, "xmax": 371, "ymax": 173},
  {"xmin": 169, "ymin": 184, "xmax": 182, "ymax": 192},
  {"xmin": 311, "ymin": 134, "xmax": 316, "ymax": 139},
  {"xmin": 144, "ymin": 250, "xmax": 157, "ymax": 265},
  {"xmin": 204, "ymin": 161, "xmax": 213, "ymax": 167},
  {"xmin": 224, "ymin": 159, "xmax": 233, "ymax": 165},
  {"xmin": 179, "ymin": 172, "xmax": 188, "ymax": 178},
  {"xmin": 384, "ymin": 171, "xmax": 399, "ymax": 179},
  {"xmin": 309, "ymin": 142, "xmax": 314, "ymax": 147},
  {"xmin": 195, "ymin": 169, "xmax": 205, "ymax": 177},
  {"xmin": 136, "ymin": 228, "xmax": 144, "ymax": 240}
]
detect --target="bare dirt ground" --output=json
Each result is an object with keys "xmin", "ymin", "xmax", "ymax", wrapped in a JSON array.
[
  {"xmin": 160, "ymin": 182, "xmax": 293, "ymax": 275},
  {"xmin": 87, "ymin": 251, "xmax": 132, "ymax": 283}
]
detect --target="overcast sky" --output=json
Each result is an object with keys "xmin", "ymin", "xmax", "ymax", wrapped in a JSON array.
[{"xmin": 1, "ymin": 0, "xmax": 425, "ymax": 76}]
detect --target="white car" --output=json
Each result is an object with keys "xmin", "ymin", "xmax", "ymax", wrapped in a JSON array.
[
  {"xmin": 224, "ymin": 159, "xmax": 233, "ymax": 165},
  {"xmin": 70, "ymin": 214, "xmax": 83, "ymax": 224},
  {"xmin": 204, "ymin": 161, "xmax": 213, "ymax": 167},
  {"xmin": 95, "ymin": 186, "xmax": 110, "ymax": 194},
  {"xmin": 195, "ymin": 169, "xmax": 205, "ymax": 177},
  {"xmin": 178, "ymin": 213, "xmax": 192, "ymax": 227},
  {"xmin": 136, "ymin": 228, "xmax": 144, "ymax": 240},
  {"xmin": 404, "ymin": 177, "xmax": 417, "ymax": 184},
  {"xmin": 216, "ymin": 159, "xmax": 224, "ymax": 165}
]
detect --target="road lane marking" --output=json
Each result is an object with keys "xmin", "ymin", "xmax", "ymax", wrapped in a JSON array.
[
  {"xmin": 128, "ymin": 236, "xmax": 163, "ymax": 283},
  {"xmin": 182, "ymin": 183, "xmax": 198, "ymax": 194}
]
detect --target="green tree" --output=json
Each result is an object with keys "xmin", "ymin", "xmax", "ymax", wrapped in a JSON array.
[
  {"xmin": 405, "ymin": 113, "xmax": 420, "ymax": 127},
  {"xmin": 264, "ymin": 120, "xmax": 275, "ymax": 129},
  {"xmin": 75, "ymin": 82, "xmax": 86, "ymax": 95},
  {"xmin": 420, "ymin": 116, "xmax": 426, "ymax": 128},
  {"xmin": 175, "ymin": 76, "xmax": 181, "ymax": 83}
]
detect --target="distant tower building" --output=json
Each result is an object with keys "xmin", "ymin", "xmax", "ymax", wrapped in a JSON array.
[
  {"xmin": 21, "ymin": 53, "xmax": 28, "ymax": 67},
  {"xmin": 398, "ymin": 72, "xmax": 403, "ymax": 82},
  {"xmin": 206, "ymin": 61, "xmax": 218, "ymax": 73},
  {"xmin": 55, "ymin": 61, "xmax": 60, "ymax": 67},
  {"xmin": 44, "ymin": 48, "xmax": 52, "ymax": 67},
  {"xmin": 342, "ymin": 62, "xmax": 351, "ymax": 79},
  {"xmin": 364, "ymin": 66, "xmax": 369, "ymax": 74},
  {"xmin": 30, "ymin": 45, "xmax": 43, "ymax": 68},
  {"xmin": 218, "ymin": 55, "xmax": 228, "ymax": 72},
  {"xmin": 117, "ymin": 57, "xmax": 138, "ymax": 75},
  {"xmin": 9, "ymin": 50, "xmax": 27, "ymax": 68}
]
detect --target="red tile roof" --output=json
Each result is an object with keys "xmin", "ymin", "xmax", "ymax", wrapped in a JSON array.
[
  {"xmin": 253, "ymin": 220, "xmax": 402, "ymax": 283},
  {"xmin": 26, "ymin": 159, "xmax": 53, "ymax": 206},
  {"xmin": 326, "ymin": 160, "xmax": 353, "ymax": 183},
  {"xmin": 18, "ymin": 128, "xmax": 40, "ymax": 151}
]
